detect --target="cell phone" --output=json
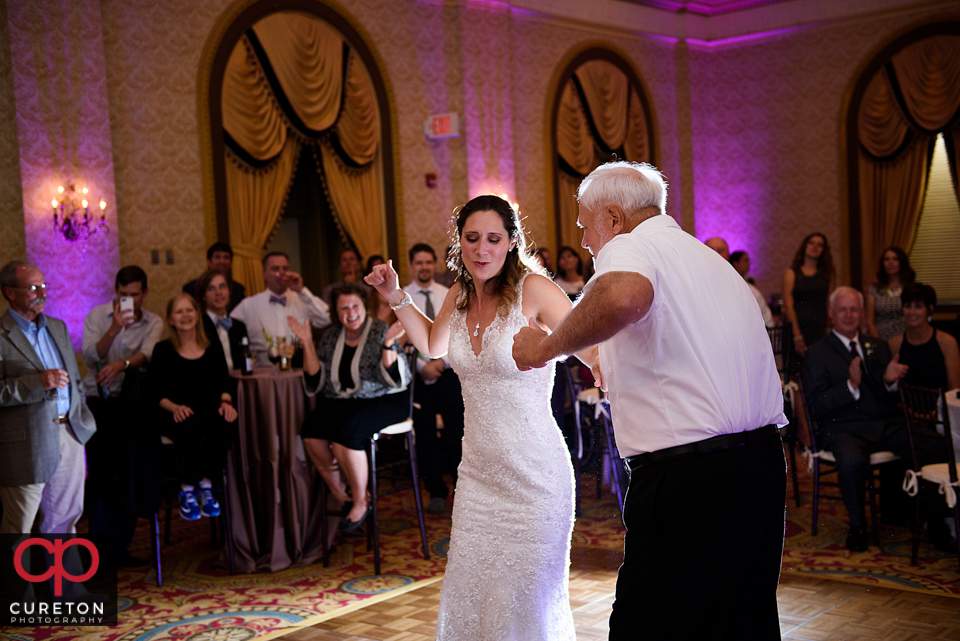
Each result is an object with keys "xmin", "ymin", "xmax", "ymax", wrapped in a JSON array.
[{"xmin": 119, "ymin": 297, "xmax": 134, "ymax": 315}]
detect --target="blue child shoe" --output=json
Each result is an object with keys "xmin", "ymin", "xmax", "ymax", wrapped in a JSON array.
[{"xmin": 179, "ymin": 489, "xmax": 201, "ymax": 521}]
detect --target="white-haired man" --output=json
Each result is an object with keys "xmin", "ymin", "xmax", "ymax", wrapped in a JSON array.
[{"xmin": 513, "ymin": 161, "xmax": 787, "ymax": 639}]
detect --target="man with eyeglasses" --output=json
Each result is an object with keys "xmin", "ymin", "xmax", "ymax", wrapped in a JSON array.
[{"xmin": 0, "ymin": 261, "xmax": 96, "ymax": 536}]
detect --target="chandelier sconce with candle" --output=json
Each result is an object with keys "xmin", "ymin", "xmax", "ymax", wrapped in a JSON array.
[{"xmin": 52, "ymin": 183, "xmax": 108, "ymax": 243}]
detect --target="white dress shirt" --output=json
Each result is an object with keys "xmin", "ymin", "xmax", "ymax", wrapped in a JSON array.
[
  {"xmin": 230, "ymin": 286, "xmax": 331, "ymax": 367},
  {"xmin": 830, "ymin": 330, "xmax": 896, "ymax": 400},
  {"xmin": 82, "ymin": 302, "xmax": 164, "ymax": 396},
  {"xmin": 207, "ymin": 310, "xmax": 234, "ymax": 370},
  {"xmin": 747, "ymin": 282, "xmax": 774, "ymax": 328},
  {"xmin": 584, "ymin": 214, "xmax": 786, "ymax": 456},
  {"xmin": 404, "ymin": 279, "xmax": 451, "ymax": 375}
]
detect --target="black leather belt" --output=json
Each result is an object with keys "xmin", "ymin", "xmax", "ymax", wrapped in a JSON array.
[{"xmin": 623, "ymin": 424, "xmax": 779, "ymax": 473}]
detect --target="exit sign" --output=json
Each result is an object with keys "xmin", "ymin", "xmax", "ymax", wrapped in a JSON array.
[{"xmin": 424, "ymin": 112, "xmax": 459, "ymax": 139}]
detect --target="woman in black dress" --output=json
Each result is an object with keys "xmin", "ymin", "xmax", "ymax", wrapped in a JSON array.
[
  {"xmin": 150, "ymin": 292, "xmax": 237, "ymax": 521},
  {"xmin": 782, "ymin": 232, "xmax": 835, "ymax": 355},
  {"xmin": 287, "ymin": 284, "xmax": 409, "ymax": 531},
  {"xmin": 889, "ymin": 283, "xmax": 960, "ymax": 390}
]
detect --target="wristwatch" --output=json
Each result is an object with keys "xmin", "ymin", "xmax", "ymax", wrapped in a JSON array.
[
  {"xmin": 382, "ymin": 343, "xmax": 397, "ymax": 351},
  {"xmin": 124, "ymin": 359, "xmax": 131, "ymax": 370}
]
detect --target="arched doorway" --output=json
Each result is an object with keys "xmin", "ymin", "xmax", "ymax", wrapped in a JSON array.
[
  {"xmin": 549, "ymin": 48, "xmax": 656, "ymax": 262},
  {"xmin": 201, "ymin": 0, "xmax": 396, "ymax": 295},
  {"xmin": 844, "ymin": 22, "xmax": 960, "ymax": 290}
]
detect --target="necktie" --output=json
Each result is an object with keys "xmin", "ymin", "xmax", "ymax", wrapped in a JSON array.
[
  {"xmin": 217, "ymin": 317, "xmax": 233, "ymax": 331},
  {"xmin": 269, "ymin": 295, "xmax": 287, "ymax": 306},
  {"xmin": 849, "ymin": 340, "xmax": 864, "ymax": 371},
  {"xmin": 420, "ymin": 290, "xmax": 436, "ymax": 321}
]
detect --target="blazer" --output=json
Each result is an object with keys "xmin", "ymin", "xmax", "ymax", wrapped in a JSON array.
[
  {"xmin": 200, "ymin": 313, "xmax": 249, "ymax": 372},
  {"xmin": 803, "ymin": 331, "xmax": 898, "ymax": 435},
  {"xmin": 0, "ymin": 310, "xmax": 97, "ymax": 486}
]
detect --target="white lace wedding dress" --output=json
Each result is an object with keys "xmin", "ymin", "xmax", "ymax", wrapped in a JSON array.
[{"xmin": 435, "ymin": 275, "xmax": 576, "ymax": 640}]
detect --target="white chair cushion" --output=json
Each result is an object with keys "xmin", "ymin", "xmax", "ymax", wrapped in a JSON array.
[
  {"xmin": 578, "ymin": 387, "xmax": 601, "ymax": 405},
  {"xmin": 815, "ymin": 450, "xmax": 899, "ymax": 465},
  {"xmin": 921, "ymin": 463, "xmax": 959, "ymax": 485},
  {"xmin": 160, "ymin": 435, "xmax": 174, "ymax": 445},
  {"xmin": 379, "ymin": 418, "xmax": 413, "ymax": 435}
]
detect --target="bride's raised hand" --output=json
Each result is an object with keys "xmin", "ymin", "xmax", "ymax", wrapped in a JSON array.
[{"xmin": 364, "ymin": 260, "xmax": 401, "ymax": 299}]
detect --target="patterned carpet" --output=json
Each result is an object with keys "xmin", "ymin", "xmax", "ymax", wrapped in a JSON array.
[{"xmin": 3, "ymin": 448, "xmax": 957, "ymax": 641}]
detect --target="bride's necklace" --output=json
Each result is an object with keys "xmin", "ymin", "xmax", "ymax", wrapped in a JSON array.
[{"xmin": 473, "ymin": 294, "xmax": 495, "ymax": 337}]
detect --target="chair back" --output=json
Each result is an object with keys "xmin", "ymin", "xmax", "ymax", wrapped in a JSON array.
[
  {"xmin": 899, "ymin": 384, "xmax": 958, "ymax": 484},
  {"xmin": 795, "ymin": 375, "xmax": 820, "ymax": 453},
  {"xmin": 767, "ymin": 321, "xmax": 794, "ymax": 381},
  {"xmin": 402, "ymin": 343, "xmax": 419, "ymax": 419}
]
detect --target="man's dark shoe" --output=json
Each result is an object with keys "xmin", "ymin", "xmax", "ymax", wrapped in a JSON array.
[
  {"xmin": 928, "ymin": 519, "xmax": 958, "ymax": 553},
  {"xmin": 845, "ymin": 526, "xmax": 868, "ymax": 552}
]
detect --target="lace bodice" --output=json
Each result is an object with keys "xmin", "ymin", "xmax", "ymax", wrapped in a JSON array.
[{"xmin": 435, "ymin": 274, "xmax": 575, "ymax": 640}]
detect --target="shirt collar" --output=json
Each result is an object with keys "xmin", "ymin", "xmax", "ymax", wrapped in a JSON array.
[
  {"xmin": 832, "ymin": 330, "xmax": 860, "ymax": 349},
  {"xmin": 9, "ymin": 308, "xmax": 45, "ymax": 332}
]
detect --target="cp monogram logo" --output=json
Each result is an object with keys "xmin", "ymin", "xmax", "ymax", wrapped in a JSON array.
[{"xmin": 13, "ymin": 538, "xmax": 99, "ymax": 597}]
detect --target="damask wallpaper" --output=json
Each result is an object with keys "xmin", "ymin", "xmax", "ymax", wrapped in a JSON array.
[
  {"xmin": 3, "ymin": 0, "xmax": 957, "ymax": 341},
  {"xmin": 0, "ymin": 0, "xmax": 24, "ymax": 318}
]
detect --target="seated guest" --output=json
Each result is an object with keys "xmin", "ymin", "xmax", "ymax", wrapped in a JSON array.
[
  {"xmin": 434, "ymin": 245, "xmax": 457, "ymax": 288},
  {"xmin": 230, "ymin": 251, "xmax": 330, "ymax": 367},
  {"xmin": 196, "ymin": 269, "xmax": 249, "ymax": 372},
  {"xmin": 704, "ymin": 236, "xmax": 730, "ymax": 260},
  {"xmin": 183, "ymin": 242, "xmax": 245, "ymax": 313},
  {"xmin": 554, "ymin": 245, "xmax": 585, "ymax": 299},
  {"xmin": 729, "ymin": 251, "xmax": 774, "ymax": 328},
  {"xmin": 803, "ymin": 286, "xmax": 909, "ymax": 551},
  {"xmin": 404, "ymin": 243, "xmax": 465, "ymax": 514},
  {"xmin": 889, "ymin": 283, "xmax": 960, "ymax": 390},
  {"xmin": 534, "ymin": 247, "xmax": 554, "ymax": 276},
  {"xmin": 288, "ymin": 285, "xmax": 410, "ymax": 531},
  {"xmin": 149, "ymin": 293, "xmax": 237, "ymax": 521},
  {"xmin": 82, "ymin": 265, "xmax": 164, "ymax": 566},
  {"xmin": 321, "ymin": 248, "xmax": 370, "ymax": 305}
]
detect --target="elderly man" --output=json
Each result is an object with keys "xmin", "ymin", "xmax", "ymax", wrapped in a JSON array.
[
  {"xmin": 231, "ymin": 251, "xmax": 331, "ymax": 367},
  {"xmin": 183, "ymin": 242, "xmax": 246, "ymax": 313},
  {"xmin": 803, "ymin": 286, "xmax": 910, "ymax": 551},
  {"xmin": 704, "ymin": 236, "xmax": 730, "ymax": 260},
  {"xmin": 513, "ymin": 162, "xmax": 786, "ymax": 639},
  {"xmin": 0, "ymin": 261, "xmax": 96, "ymax": 535}
]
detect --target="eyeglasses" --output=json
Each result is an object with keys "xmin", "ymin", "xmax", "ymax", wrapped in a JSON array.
[{"xmin": 14, "ymin": 283, "xmax": 49, "ymax": 293}]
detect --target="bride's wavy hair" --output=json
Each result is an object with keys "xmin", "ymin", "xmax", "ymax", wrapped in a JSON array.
[{"xmin": 448, "ymin": 195, "xmax": 543, "ymax": 316}]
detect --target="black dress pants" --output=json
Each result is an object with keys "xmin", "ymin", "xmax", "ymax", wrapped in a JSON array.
[
  {"xmin": 412, "ymin": 369, "xmax": 464, "ymax": 500},
  {"xmin": 609, "ymin": 431, "xmax": 786, "ymax": 641}
]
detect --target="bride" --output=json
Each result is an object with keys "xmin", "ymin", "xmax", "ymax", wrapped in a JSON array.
[{"xmin": 366, "ymin": 195, "xmax": 599, "ymax": 640}]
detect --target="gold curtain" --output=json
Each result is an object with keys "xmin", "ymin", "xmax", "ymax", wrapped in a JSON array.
[
  {"xmin": 857, "ymin": 35, "xmax": 960, "ymax": 282},
  {"xmin": 623, "ymin": 87, "xmax": 650, "ymax": 163},
  {"xmin": 558, "ymin": 171, "xmax": 584, "ymax": 257},
  {"xmin": 858, "ymin": 71, "xmax": 909, "ymax": 158},
  {"xmin": 222, "ymin": 40, "xmax": 287, "ymax": 161},
  {"xmin": 556, "ymin": 80, "xmax": 594, "ymax": 175},
  {"xmin": 318, "ymin": 138, "xmax": 382, "ymax": 261},
  {"xmin": 334, "ymin": 51, "xmax": 379, "ymax": 165},
  {"xmin": 252, "ymin": 12, "xmax": 343, "ymax": 132},
  {"xmin": 891, "ymin": 36, "xmax": 960, "ymax": 132},
  {"xmin": 859, "ymin": 138, "xmax": 931, "ymax": 274},
  {"xmin": 575, "ymin": 60, "xmax": 628, "ymax": 151},
  {"xmin": 226, "ymin": 137, "xmax": 301, "ymax": 296}
]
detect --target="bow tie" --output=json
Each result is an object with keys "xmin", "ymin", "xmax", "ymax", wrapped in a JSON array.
[
  {"xmin": 216, "ymin": 317, "xmax": 233, "ymax": 330},
  {"xmin": 269, "ymin": 295, "xmax": 287, "ymax": 306}
]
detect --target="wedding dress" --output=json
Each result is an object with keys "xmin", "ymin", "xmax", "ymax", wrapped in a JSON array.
[{"xmin": 435, "ymin": 274, "xmax": 576, "ymax": 640}]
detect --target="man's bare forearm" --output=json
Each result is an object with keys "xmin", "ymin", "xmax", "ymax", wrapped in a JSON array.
[{"xmin": 540, "ymin": 272, "xmax": 652, "ymax": 362}]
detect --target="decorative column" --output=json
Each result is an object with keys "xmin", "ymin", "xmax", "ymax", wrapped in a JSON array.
[
  {"xmin": 7, "ymin": 0, "xmax": 120, "ymax": 349},
  {"xmin": 459, "ymin": 3, "xmax": 517, "ymax": 203}
]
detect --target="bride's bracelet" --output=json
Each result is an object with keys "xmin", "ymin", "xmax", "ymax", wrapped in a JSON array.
[{"xmin": 389, "ymin": 291, "xmax": 414, "ymax": 311}]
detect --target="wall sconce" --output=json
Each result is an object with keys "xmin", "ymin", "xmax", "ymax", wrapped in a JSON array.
[{"xmin": 52, "ymin": 183, "xmax": 107, "ymax": 243}]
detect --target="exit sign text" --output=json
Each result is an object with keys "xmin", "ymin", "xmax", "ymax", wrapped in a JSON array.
[{"xmin": 424, "ymin": 113, "xmax": 459, "ymax": 139}]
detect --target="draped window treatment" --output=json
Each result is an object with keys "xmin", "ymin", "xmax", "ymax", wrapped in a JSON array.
[
  {"xmin": 220, "ymin": 11, "xmax": 383, "ymax": 296},
  {"xmin": 857, "ymin": 35, "xmax": 960, "ymax": 283},
  {"xmin": 555, "ymin": 58, "xmax": 651, "ymax": 256}
]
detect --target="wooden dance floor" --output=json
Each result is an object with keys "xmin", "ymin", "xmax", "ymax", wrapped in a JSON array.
[{"xmin": 279, "ymin": 546, "xmax": 960, "ymax": 640}]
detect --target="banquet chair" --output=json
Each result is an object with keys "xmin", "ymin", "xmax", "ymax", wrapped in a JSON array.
[
  {"xmin": 577, "ymin": 386, "xmax": 625, "ymax": 514},
  {"xmin": 796, "ymin": 376, "xmax": 897, "ymax": 545},
  {"xmin": 768, "ymin": 323, "xmax": 801, "ymax": 506},
  {"xmin": 553, "ymin": 359, "xmax": 584, "ymax": 516},
  {"xmin": 899, "ymin": 384, "xmax": 960, "ymax": 568},
  {"xmin": 363, "ymin": 344, "xmax": 430, "ymax": 576}
]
